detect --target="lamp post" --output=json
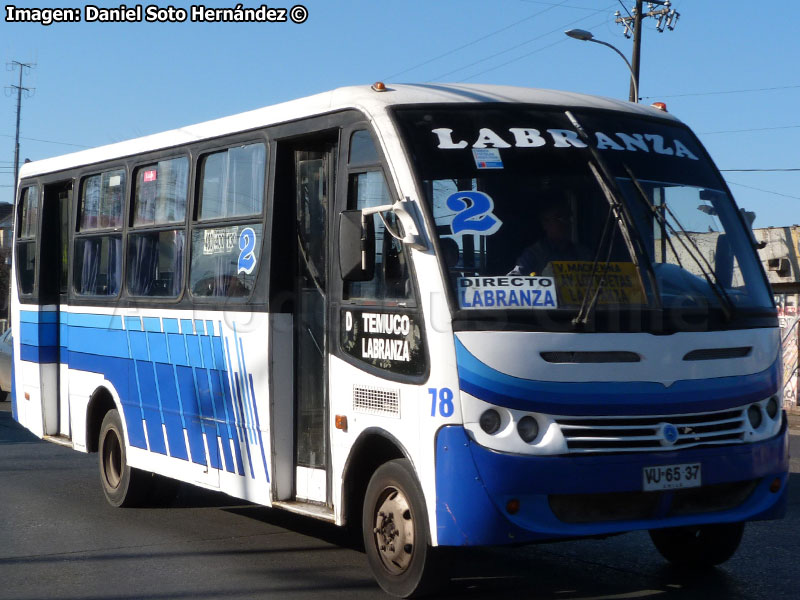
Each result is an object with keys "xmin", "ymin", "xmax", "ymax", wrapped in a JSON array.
[{"xmin": 565, "ymin": 29, "xmax": 638, "ymax": 103}]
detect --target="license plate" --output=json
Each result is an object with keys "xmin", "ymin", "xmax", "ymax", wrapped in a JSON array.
[{"xmin": 643, "ymin": 463, "xmax": 701, "ymax": 491}]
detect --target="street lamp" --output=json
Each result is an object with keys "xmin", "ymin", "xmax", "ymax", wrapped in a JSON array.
[{"xmin": 565, "ymin": 28, "xmax": 638, "ymax": 103}]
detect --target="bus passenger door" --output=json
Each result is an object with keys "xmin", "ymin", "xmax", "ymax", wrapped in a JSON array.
[
  {"xmin": 39, "ymin": 181, "xmax": 72, "ymax": 439},
  {"xmin": 293, "ymin": 148, "xmax": 334, "ymax": 504},
  {"xmin": 271, "ymin": 137, "xmax": 337, "ymax": 507}
]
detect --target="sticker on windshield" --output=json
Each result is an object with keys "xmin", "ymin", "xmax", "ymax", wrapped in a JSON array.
[
  {"xmin": 446, "ymin": 191, "xmax": 503, "ymax": 236},
  {"xmin": 551, "ymin": 261, "xmax": 646, "ymax": 305},
  {"xmin": 472, "ymin": 148, "xmax": 504, "ymax": 169},
  {"xmin": 458, "ymin": 276, "xmax": 558, "ymax": 310}
]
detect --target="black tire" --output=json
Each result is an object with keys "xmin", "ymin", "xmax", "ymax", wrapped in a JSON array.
[
  {"xmin": 649, "ymin": 522, "xmax": 745, "ymax": 568},
  {"xmin": 362, "ymin": 459, "xmax": 444, "ymax": 598},
  {"xmin": 98, "ymin": 409, "xmax": 151, "ymax": 508}
]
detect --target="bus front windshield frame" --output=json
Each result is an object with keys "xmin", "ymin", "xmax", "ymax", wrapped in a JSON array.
[{"xmin": 392, "ymin": 104, "xmax": 774, "ymax": 333}]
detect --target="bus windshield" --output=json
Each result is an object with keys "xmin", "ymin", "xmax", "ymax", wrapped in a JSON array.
[{"xmin": 393, "ymin": 105, "xmax": 772, "ymax": 330}]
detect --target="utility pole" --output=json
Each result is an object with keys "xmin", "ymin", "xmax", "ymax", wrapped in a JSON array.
[
  {"xmin": 615, "ymin": 1, "xmax": 679, "ymax": 102},
  {"xmin": 7, "ymin": 61, "xmax": 35, "ymax": 201}
]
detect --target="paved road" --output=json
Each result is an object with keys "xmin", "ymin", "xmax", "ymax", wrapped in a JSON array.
[{"xmin": 1, "ymin": 402, "xmax": 798, "ymax": 600}]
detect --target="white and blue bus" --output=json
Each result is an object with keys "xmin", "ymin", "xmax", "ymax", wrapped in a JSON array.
[{"xmin": 11, "ymin": 84, "xmax": 788, "ymax": 597}]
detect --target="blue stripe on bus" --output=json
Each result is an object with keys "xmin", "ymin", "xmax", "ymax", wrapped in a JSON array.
[
  {"xmin": 175, "ymin": 365, "xmax": 208, "ymax": 466},
  {"xmin": 68, "ymin": 313, "xmax": 123, "ymax": 330},
  {"xmin": 20, "ymin": 344, "xmax": 58, "ymax": 363},
  {"xmin": 19, "ymin": 322, "xmax": 58, "ymax": 346},
  {"xmin": 455, "ymin": 337, "xmax": 780, "ymax": 416},
  {"xmin": 19, "ymin": 310, "xmax": 266, "ymax": 482},
  {"xmin": 19, "ymin": 310, "xmax": 58, "ymax": 324},
  {"xmin": 136, "ymin": 361, "xmax": 167, "ymax": 456},
  {"xmin": 154, "ymin": 362, "xmax": 189, "ymax": 461}
]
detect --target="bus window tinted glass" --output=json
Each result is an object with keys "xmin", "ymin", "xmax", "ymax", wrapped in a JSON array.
[
  {"xmin": 344, "ymin": 171, "xmax": 412, "ymax": 303},
  {"xmin": 349, "ymin": 130, "xmax": 379, "ymax": 164},
  {"xmin": 199, "ymin": 143, "xmax": 265, "ymax": 220},
  {"xmin": 134, "ymin": 157, "xmax": 188, "ymax": 226},
  {"xmin": 18, "ymin": 186, "xmax": 39, "ymax": 238},
  {"xmin": 17, "ymin": 242, "xmax": 36, "ymax": 294},
  {"xmin": 74, "ymin": 236, "xmax": 122, "ymax": 296},
  {"xmin": 128, "ymin": 231, "xmax": 185, "ymax": 297},
  {"xmin": 80, "ymin": 170, "xmax": 125, "ymax": 230},
  {"xmin": 190, "ymin": 224, "xmax": 263, "ymax": 298}
]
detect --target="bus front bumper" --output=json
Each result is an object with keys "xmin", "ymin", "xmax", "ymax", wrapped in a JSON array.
[{"xmin": 433, "ymin": 418, "xmax": 789, "ymax": 547}]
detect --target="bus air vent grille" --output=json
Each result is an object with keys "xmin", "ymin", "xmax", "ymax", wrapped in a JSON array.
[
  {"xmin": 353, "ymin": 385, "xmax": 401, "ymax": 418},
  {"xmin": 555, "ymin": 406, "xmax": 747, "ymax": 454}
]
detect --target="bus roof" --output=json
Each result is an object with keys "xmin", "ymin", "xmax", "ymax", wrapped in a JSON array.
[{"xmin": 18, "ymin": 83, "xmax": 679, "ymax": 180}]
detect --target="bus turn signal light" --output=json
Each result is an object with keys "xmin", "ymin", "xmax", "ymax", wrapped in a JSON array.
[{"xmin": 335, "ymin": 415, "xmax": 348, "ymax": 431}]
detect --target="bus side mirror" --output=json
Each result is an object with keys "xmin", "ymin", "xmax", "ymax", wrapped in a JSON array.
[
  {"xmin": 715, "ymin": 233, "xmax": 734, "ymax": 289},
  {"xmin": 339, "ymin": 210, "xmax": 375, "ymax": 281}
]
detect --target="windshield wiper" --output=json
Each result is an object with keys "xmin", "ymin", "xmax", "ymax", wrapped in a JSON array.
[
  {"xmin": 622, "ymin": 164, "xmax": 734, "ymax": 321},
  {"xmin": 564, "ymin": 111, "xmax": 661, "ymax": 328}
]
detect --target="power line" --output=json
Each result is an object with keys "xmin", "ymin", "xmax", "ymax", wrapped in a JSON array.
[
  {"xmin": 383, "ymin": 0, "xmax": 574, "ymax": 80},
  {"xmin": 519, "ymin": 1, "xmax": 610, "ymax": 11},
  {"xmin": 0, "ymin": 133, "xmax": 89, "ymax": 148},
  {"xmin": 643, "ymin": 84, "xmax": 800, "ymax": 99},
  {"xmin": 725, "ymin": 180, "xmax": 800, "ymax": 201},
  {"xmin": 699, "ymin": 125, "xmax": 800, "ymax": 135},
  {"xmin": 721, "ymin": 168, "xmax": 800, "ymax": 172},
  {"xmin": 431, "ymin": 7, "xmax": 614, "ymax": 81}
]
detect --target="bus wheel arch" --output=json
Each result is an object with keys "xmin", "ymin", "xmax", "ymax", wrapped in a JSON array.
[
  {"xmin": 85, "ymin": 386, "xmax": 119, "ymax": 453},
  {"xmin": 342, "ymin": 430, "xmax": 410, "ymax": 525}
]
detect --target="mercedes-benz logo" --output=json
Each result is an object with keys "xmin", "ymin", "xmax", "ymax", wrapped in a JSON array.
[{"xmin": 659, "ymin": 422, "xmax": 679, "ymax": 446}]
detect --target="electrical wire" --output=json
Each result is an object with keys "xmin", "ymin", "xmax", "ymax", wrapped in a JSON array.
[
  {"xmin": 643, "ymin": 84, "xmax": 800, "ymax": 99},
  {"xmin": 383, "ymin": 0, "xmax": 575, "ymax": 80},
  {"xmin": 430, "ymin": 8, "xmax": 614, "ymax": 81}
]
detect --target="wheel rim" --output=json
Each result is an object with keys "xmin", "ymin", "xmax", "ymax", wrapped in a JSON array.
[
  {"xmin": 102, "ymin": 429, "xmax": 122, "ymax": 490},
  {"xmin": 372, "ymin": 486, "xmax": 415, "ymax": 574}
]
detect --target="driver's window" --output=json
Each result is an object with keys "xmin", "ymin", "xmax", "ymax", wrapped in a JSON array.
[
  {"xmin": 342, "ymin": 130, "xmax": 413, "ymax": 305},
  {"xmin": 343, "ymin": 170, "xmax": 412, "ymax": 303}
]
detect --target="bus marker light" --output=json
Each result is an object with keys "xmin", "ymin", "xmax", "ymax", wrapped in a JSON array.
[
  {"xmin": 506, "ymin": 499, "xmax": 520, "ymax": 514},
  {"xmin": 770, "ymin": 478, "xmax": 782, "ymax": 493},
  {"xmin": 335, "ymin": 415, "xmax": 348, "ymax": 431},
  {"xmin": 372, "ymin": 81, "xmax": 387, "ymax": 92},
  {"xmin": 651, "ymin": 102, "xmax": 668, "ymax": 111},
  {"xmin": 24, "ymin": 392, "xmax": 30, "ymax": 400}
]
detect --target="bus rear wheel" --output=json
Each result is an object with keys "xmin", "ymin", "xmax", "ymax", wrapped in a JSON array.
[
  {"xmin": 649, "ymin": 522, "xmax": 745, "ymax": 567},
  {"xmin": 363, "ymin": 459, "xmax": 442, "ymax": 598},
  {"xmin": 98, "ymin": 409, "xmax": 150, "ymax": 507}
]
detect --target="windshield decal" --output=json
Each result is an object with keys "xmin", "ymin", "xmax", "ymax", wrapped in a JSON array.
[
  {"xmin": 458, "ymin": 276, "xmax": 557, "ymax": 310},
  {"xmin": 431, "ymin": 127, "xmax": 699, "ymax": 161},
  {"xmin": 446, "ymin": 191, "xmax": 503, "ymax": 236},
  {"xmin": 472, "ymin": 148, "xmax": 504, "ymax": 169},
  {"xmin": 551, "ymin": 261, "xmax": 646, "ymax": 305}
]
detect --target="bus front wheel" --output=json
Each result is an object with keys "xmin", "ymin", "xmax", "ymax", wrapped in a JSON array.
[
  {"xmin": 649, "ymin": 522, "xmax": 745, "ymax": 567},
  {"xmin": 98, "ymin": 409, "xmax": 150, "ymax": 508},
  {"xmin": 362, "ymin": 459, "xmax": 443, "ymax": 598}
]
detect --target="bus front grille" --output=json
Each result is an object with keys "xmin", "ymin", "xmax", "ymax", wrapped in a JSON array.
[{"xmin": 555, "ymin": 407, "xmax": 747, "ymax": 454}]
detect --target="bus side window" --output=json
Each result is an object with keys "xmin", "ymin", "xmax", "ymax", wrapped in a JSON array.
[
  {"xmin": 128, "ymin": 157, "xmax": 188, "ymax": 298},
  {"xmin": 342, "ymin": 171, "xmax": 412, "ymax": 304},
  {"xmin": 16, "ymin": 185, "xmax": 39, "ymax": 295},
  {"xmin": 74, "ymin": 170, "xmax": 125, "ymax": 297},
  {"xmin": 190, "ymin": 143, "xmax": 266, "ymax": 299}
]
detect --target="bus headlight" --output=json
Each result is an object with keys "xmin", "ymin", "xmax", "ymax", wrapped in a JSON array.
[
  {"xmin": 517, "ymin": 416, "xmax": 539, "ymax": 443},
  {"xmin": 747, "ymin": 404, "xmax": 763, "ymax": 429},
  {"xmin": 766, "ymin": 396, "xmax": 779, "ymax": 420},
  {"xmin": 479, "ymin": 409, "xmax": 502, "ymax": 435}
]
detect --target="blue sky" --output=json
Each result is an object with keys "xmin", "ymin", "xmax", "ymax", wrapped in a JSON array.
[{"xmin": 2, "ymin": 0, "xmax": 798, "ymax": 227}]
